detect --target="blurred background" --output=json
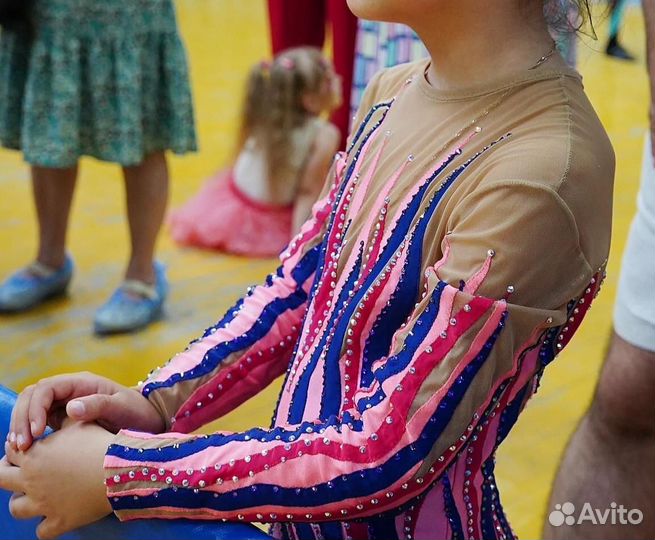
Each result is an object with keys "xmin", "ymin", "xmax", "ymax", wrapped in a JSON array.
[{"xmin": 0, "ymin": 1, "xmax": 649, "ymax": 537}]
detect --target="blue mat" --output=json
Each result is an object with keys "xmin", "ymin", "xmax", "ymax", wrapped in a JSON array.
[{"xmin": 0, "ymin": 385, "xmax": 270, "ymax": 540}]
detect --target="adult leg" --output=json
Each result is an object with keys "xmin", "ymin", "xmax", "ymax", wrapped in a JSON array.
[
  {"xmin": 121, "ymin": 152, "xmax": 169, "ymax": 284},
  {"xmin": 93, "ymin": 153, "xmax": 169, "ymax": 333},
  {"xmin": 31, "ymin": 165, "xmax": 78, "ymax": 270},
  {"xmin": 0, "ymin": 165, "xmax": 77, "ymax": 310},
  {"xmin": 544, "ymin": 333, "xmax": 655, "ymax": 539}
]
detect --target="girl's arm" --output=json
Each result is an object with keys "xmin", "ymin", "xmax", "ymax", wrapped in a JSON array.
[
  {"xmin": 291, "ymin": 122, "xmax": 340, "ymax": 235},
  {"xmin": 139, "ymin": 155, "xmax": 344, "ymax": 434},
  {"xmin": 105, "ymin": 183, "xmax": 598, "ymax": 524}
]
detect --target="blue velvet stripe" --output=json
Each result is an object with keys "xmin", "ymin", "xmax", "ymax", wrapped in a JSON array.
[
  {"xmin": 372, "ymin": 282, "xmax": 446, "ymax": 382},
  {"xmin": 313, "ymin": 148, "xmax": 462, "ymax": 403},
  {"xmin": 288, "ymin": 245, "xmax": 362, "ymax": 424},
  {"xmin": 486, "ymin": 472, "xmax": 514, "ymax": 540},
  {"xmin": 110, "ymin": 315, "xmax": 507, "ymax": 514},
  {"xmin": 281, "ymin": 97, "xmax": 390, "ymax": 424},
  {"xmin": 367, "ymin": 517, "xmax": 400, "ymax": 540},
  {"xmin": 480, "ymin": 459, "xmax": 498, "ymax": 540},
  {"xmin": 359, "ymin": 135, "xmax": 508, "ymax": 386},
  {"xmin": 355, "ymin": 283, "xmax": 445, "ymax": 413},
  {"xmin": 200, "ymin": 298, "xmax": 244, "ymax": 339},
  {"xmin": 361, "ymin": 164, "xmax": 460, "ymax": 386},
  {"xmin": 442, "ymin": 474, "xmax": 464, "ymax": 540},
  {"xmin": 496, "ymin": 383, "xmax": 529, "ymax": 446},
  {"xmin": 141, "ymin": 245, "xmax": 320, "ymax": 395},
  {"xmin": 291, "ymin": 523, "xmax": 317, "ymax": 540},
  {"xmin": 320, "ymin": 247, "xmax": 365, "ymax": 418},
  {"xmin": 318, "ymin": 521, "xmax": 346, "ymax": 540},
  {"xmin": 304, "ymin": 98, "xmax": 391, "ymax": 307},
  {"xmin": 346, "ymin": 101, "xmax": 393, "ymax": 155},
  {"xmin": 359, "ymin": 226, "xmax": 427, "ymax": 385}
]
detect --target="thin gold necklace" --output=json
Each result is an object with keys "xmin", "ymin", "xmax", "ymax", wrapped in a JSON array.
[
  {"xmin": 529, "ymin": 42, "xmax": 558, "ymax": 70},
  {"xmin": 423, "ymin": 41, "xmax": 558, "ymax": 162}
]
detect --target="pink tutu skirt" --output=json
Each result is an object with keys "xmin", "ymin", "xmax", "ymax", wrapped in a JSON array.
[{"xmin": 169, "ymin": 169, "xmax": 293, "ymax": 258}]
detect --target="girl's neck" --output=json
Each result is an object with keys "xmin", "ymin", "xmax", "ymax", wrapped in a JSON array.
[{"xmin": 411, "ymin": 3, "xmax": 556, "ymax": 93}]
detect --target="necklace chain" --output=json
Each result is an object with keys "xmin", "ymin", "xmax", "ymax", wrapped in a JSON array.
[
  {"xmin": 529, "ymin": 42, "xmax": 558, "ymax": 70},
  {"xmin": 423, "ymin": 42, "xmax": 557, "ymax": 162}
]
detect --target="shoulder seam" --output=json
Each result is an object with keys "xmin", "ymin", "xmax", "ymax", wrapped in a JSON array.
[
  {"xmin": 556, "ymin": 75, "xmax": 574, "ymax": 192},
  {"xmin": 464, "ymin": 179, "xmax": 594, "ymax": 276}
]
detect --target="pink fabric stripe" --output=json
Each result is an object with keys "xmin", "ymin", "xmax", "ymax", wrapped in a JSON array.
[
  {"xmin": 405, "ymin": 493, "xmax": 425, "ymax": 538},
  {"xmin": 303, "ymin": 352, "xmax": 327, "ymax": 420},
  {"xmin": 108, "ymin": 295, "xmax": 502, "ymax": 513},
  {"xmin": 349, "ymin": 132, "xmax": 389, "ymax": 216},
  {"xmin": 174, "ymin": 347, "xmax": 296, "ymax": 433},
  {"xmin": 463, "ymin": 250, "xmax": 494, "ymax": 295},
  {"xmin": 414, "ymin": 482, "xmax": 449, "ymax": 539},
  {"xmin": 173, "ymin": 314, "xmax": 303, "ymax": 429},
  {"xmin": 147, "ymin": 275, "xmax": 307, "ymax": 387},
  {"xmin": 449, "ymin": 461, "xmax": 473, "ymax": 536},
  {"xmin": 408, "ymin": 300, "xmax": 504, "ymax": 430},
  {"xmin": 378, "ymin": 136, "xmax": 477, "ymax": 253},
  {"xmin": 346, "ymin": 241, "xmax": 412, "ymax": 402},
  {"xmin": 433, "ymin": 236, "xmax": 451, "ymax": 275},
  {"xmin": 456, "ymin": 441, "xmax": 485, "ymax": 540}
]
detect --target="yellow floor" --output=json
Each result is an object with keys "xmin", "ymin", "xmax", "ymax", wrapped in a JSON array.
[{"xmin": 0, "ymin": 3, "xmax": 649, "ymax": 538}]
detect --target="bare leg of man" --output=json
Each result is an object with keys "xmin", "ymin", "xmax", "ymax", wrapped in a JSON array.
[{"xmin": 543, "ymin": 331, "xmax": 655, "ymax": 539}]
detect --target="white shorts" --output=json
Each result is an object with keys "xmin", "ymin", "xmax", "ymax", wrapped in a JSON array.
[{"xmin": 613, "ymin": 133, "xmax": 655, "ymax": 352}]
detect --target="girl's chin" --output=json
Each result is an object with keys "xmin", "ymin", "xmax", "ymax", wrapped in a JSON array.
[{"xmin": 346, "ymin": 0, "xmax": 407, "ymax": 23}]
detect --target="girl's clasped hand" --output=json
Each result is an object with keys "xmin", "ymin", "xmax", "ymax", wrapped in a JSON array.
[{"xmin": 1, "ymin": 373, "xmax": 163, "ymax": 539}]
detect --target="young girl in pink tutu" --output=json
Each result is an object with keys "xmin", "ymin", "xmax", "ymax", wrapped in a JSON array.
[{"xmin": 169, "ymin": 47, "xmax": 341, "ymax": 258}]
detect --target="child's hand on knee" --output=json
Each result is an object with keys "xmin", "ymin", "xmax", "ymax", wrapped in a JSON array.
[
  {"xmin": 1, "ymin": 421, "xmax": 114, "ymax": 539},
  {"xmin": 7, "ymin": 372, "xmax": 165, "ymax": 451}
]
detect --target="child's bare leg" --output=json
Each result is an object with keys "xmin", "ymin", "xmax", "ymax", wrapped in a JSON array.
[{"xmin": 121, "ymin": 152, "xmax": 169, "ymax": 284}]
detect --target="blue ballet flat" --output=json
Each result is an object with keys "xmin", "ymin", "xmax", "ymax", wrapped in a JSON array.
[
  {"xmin": 94, "ymin": 261, "xmax": 168, "ymax": 335},
  {"xmin": 0, "ymin": 256, "xmax": 74, "ymax": 312}
]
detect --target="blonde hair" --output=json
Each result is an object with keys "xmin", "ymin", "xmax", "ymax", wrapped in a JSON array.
[{"xmin": 237, "ymin": 47, "xmax": 332, "ymax": 191}]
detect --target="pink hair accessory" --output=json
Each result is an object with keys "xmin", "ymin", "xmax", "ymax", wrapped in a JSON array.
[{"xmin": 278, "ymin": 57, "xmax": 295, "ymax": 70}]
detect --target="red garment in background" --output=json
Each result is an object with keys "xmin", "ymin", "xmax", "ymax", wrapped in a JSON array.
[{"xmin": 267, "ymin": 0, "xmax": 357, "ymax": 150}]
